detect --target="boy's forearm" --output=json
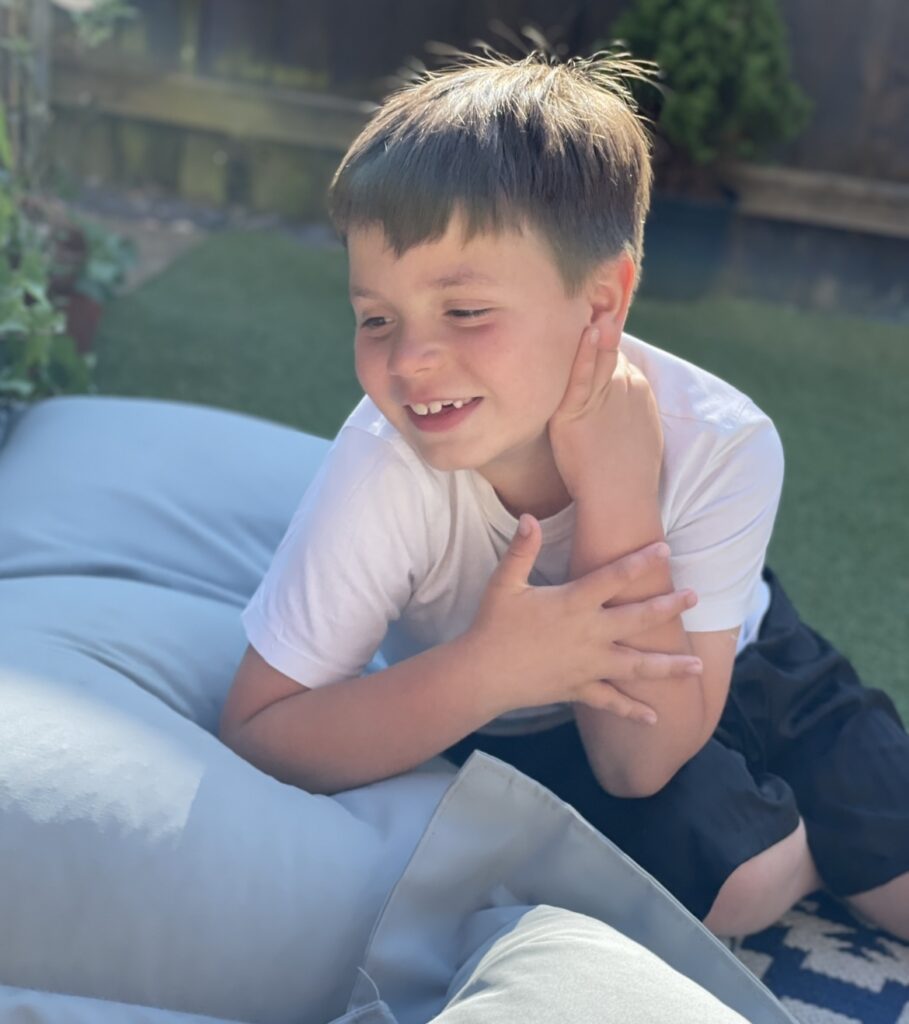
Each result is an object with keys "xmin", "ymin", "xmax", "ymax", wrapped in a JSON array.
[
  {"xmin": 222, "ymin": 634, "xmax": 506, "ymax": 795},
  {"xmin": 569, "ymin": 491, "xmax": 710, "ymax": 797}
]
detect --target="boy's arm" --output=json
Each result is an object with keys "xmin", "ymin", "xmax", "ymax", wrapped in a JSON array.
[
  {"xmin": 220, "ymin": 640, "xmax": 506, "ymax": 795},
  {"xmin": 569, "ymin": 491, "xmax": 738, "ymax": 798},
  {"xmin": 549, "ymin": 322, "xmax": 743, "ymax": 798},
  {"xmin": 221, "ymin": 530, "xmax": 701, "ymax": 796}
]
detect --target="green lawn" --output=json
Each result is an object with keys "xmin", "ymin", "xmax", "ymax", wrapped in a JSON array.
[{"xmin": 94, "ymin": 230, "xmax": 909, "ymax": 717}]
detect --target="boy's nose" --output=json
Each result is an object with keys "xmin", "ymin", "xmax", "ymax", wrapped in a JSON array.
[{"xmin": 387, "ymin": 331, "xmax": 444, "ymax": 378}]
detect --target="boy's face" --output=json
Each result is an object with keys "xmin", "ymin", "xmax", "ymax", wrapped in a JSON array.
[{"xmin": 347, "ymin": 211, "xmax": 595, "ymax": 498}]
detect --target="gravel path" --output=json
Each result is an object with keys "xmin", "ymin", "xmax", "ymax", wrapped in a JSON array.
[{"xmin": 69, "ymin": 182, "xmax": 341, "ymax": 292}]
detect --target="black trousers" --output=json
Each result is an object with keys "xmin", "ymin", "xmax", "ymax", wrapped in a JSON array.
[{"xmin": 444, "ymin": 568, "xmax": 909, "ymax": 920}]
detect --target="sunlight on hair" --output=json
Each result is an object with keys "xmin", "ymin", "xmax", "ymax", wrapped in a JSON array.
[
  {"xmin": 329, "ymin": 37, "xmax": 658, "ymax": 297},
  {"xmin": 407, "ymin": 36, "xmax": 660, "ymax": 115}
]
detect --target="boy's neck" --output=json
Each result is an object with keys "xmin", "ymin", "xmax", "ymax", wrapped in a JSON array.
[{"xmin": 477, "ymin": 442, "xmax": 573, "ymax": 522}]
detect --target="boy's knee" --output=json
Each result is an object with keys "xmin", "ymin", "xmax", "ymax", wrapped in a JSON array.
[
  {"xmin": 703, "ymin": 819, "xmax": 821, "ymax": 937},
  {"xmin": 845, "ymin": 871, "xmax": 909, "ymax": 941}
]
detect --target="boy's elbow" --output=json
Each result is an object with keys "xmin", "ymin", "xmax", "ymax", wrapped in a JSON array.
[
  {"xmin": 218, "ymin": 716, "xmax": 252, "ymax": 758},
  {"xmin": 598, "ymin": 773, "xmax": 668, "ymax": 800},
  {"xmin": 218, "ymin": 715, "xmax": 340, "ymax": 795},
  {"xmin": 218, "ymin": 711, "xmax": 270, "ymax": 772},
  {"xmin": 593, "ymin": 736, "xmax": 713, "ymax": 799},
  {"xmin": 592, "ymin": 760, "xmax": 678, "ymax": 800},
  {"xmin": 217, "ymin": 711, "xmax": 236, "ymax": 745},
  {"xmin": 218, "ymin": 701, "xmax": 259, "ymax": 749}
]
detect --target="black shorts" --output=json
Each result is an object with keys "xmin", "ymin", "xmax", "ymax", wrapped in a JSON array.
[{"xmin": 444, "ymin": 567, "xmax": 909, "ymax": 921}]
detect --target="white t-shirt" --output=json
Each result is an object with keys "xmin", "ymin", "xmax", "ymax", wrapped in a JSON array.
[{"xmin": 242, "ymin": 332, "xmax": 783, "ymax": 736}]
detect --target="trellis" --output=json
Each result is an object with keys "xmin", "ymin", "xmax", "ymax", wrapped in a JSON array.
[{"xmin": 0, "ymin": 0, "xmax": 52, "ymax": 185}]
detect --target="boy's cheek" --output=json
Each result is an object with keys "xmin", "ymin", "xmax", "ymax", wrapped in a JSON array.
[
  {"xmin": 353, "ymin": 350, "xmax": 380, "ymax": 397},
  {"xmin": 355, "ymin": 362, "xmax": 404, "ymax": 426}
]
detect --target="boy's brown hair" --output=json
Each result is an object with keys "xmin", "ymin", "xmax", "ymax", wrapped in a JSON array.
[{"xmin": 328, "ymin": 49, "xmax": 654, "ymax": 296}]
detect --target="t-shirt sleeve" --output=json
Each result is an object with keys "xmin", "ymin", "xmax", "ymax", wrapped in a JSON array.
[
  {"xmin": 241, "ymin": 427, "xmax": 434, "ymax": 687},
  {"xmin": 668, "ymin": 405, "xmax": 784, "ymax": 633}
]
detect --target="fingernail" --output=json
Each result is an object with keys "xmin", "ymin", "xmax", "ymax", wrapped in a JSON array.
[
  {"xmin": 652, "ymin": 542, "xmax": 670, "ymax": 558},
  {"xmin": 687, "ymin": 660, "xmax": 703, "ymax": 674},
  {"xmin": 588, "ymin": 327, "xmax": 600, "ymax": 345},
  {"xmin": 643, "ymin": 712, "xmax": 658, "ymax": 725},
  {"xmin": 517, "ymin": 514, "xmax": 532, "ymax": 537},
  {"xmin": 684, "ymin": 590, "xmax": 698, "ymax": 607}
]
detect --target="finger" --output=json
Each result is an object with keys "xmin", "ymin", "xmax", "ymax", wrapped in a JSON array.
[
  {"xmin": 597, "ymin": 350, "xmax": 636, "ymax": 409},
  {"xmin": 556, "ymin": 325, "xmax": 601, "ymax": 416},
  {"xmin": 600, "ymin": 588, "xmax": 698, "ymax": 638},
  {"xmin": 576, "ymin": 681, "xmax": 658, "ymax": 724},
  {"xmin": 569, "ymin": 540, "xmax": 672, "ymax": 607},
  {"xmin": 607, "ymin": 645, "xmax": 703, "ymax": 682},
  {"xmin": 591, "ymin": 334, "xmax": 620, "ymax": 396},
  {"xmin": 489, "ymin": 513, "xmax": 542, "ymax": 590}
]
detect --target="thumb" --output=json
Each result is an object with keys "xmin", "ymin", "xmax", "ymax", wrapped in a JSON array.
[{"xmin": 493, "ymin": 513, "xmax": 541, "ymax": 588}]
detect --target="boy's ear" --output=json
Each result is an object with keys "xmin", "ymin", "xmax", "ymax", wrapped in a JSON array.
[{"xmin": 585, "ymin": 254, "xmax": 636, "ymax": 350}]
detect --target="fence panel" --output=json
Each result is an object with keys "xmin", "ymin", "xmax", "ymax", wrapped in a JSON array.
[{"xmin": 780, "ymin": 0, "xmax": 909, "ymax": 181}]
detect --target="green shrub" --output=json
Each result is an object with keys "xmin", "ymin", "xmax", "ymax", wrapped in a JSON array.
[
  {"xmin": 0, "ymin": 109, "xmax": 92, "ymax": 400},
  {"xmin": 0, "ymin": 1, "xmax": 136, "ymax": 401},
  {"xmin": 610, "ymin": 0, "xmax": 811, "ymax": 165}
]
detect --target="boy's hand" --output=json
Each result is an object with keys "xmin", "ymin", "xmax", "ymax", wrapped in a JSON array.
[
  {"xmin": 466, "ymin": 515, "xmax": 701, "ymax": 724},
  {"xmin": 548, "ymin": 327, "xmax": 663, "ymax": 502}
]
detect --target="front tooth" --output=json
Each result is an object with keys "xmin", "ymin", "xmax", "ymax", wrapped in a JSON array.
[
  {"xmin": 452, "ymin": 399, "xmax": 464, "ymax": 409},
  {"xmin": 412, "ymin": 403, "xmax": 429, "ymax": 416},
  {"xmin": 428, "ymin": 401, "xmax": 443, "ymax": 414}
]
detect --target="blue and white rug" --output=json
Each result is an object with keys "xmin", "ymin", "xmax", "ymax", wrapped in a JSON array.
[{"xmin": 732, "ymin": 892, "xmax": 909, "ymax": 1023}]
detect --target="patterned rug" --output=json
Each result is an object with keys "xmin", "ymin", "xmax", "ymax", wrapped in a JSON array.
[{"xmin": 732, "ymin": 892, "xmax": 909, "ymax": 1023}]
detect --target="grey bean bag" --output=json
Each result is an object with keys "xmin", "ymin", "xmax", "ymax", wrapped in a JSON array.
[{"xmin": 0, "ymin": 396, "xmax": 796, "ymax": 1023}]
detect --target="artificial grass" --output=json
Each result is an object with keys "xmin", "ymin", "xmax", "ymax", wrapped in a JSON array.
[{"xmin": 94, "ymin": 229, "xmax": 909, "ymax": 717}]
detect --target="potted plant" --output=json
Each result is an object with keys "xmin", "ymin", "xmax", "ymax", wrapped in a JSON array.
[
  {"xmin": 604, "ymin": 0, "xmax": 812, "ymax": 195},
  {"xmin": 22, "ymin": 194, "xmax": 135, "ymax": 355}
]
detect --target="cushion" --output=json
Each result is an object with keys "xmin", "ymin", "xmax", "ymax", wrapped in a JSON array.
[
  {"xmin": 0, "ymin": 982, "xmax": 253, "ymax": 1024},
  {"xmin": 346, "ymin": 751, "xmax": 792, "ymax": 1024},
  {"xmin": 0, "ymin": 396, "xmax": 795, "ymax": 1024},
  {"xmin": 0, "ymin": 396, "xmax": 454, "ymax": 1023},
  {"xmin": 0, "ymin": 395, "xmax": 323, "ymax": 605},
  {"xmin": 437, "ymin": 904, "xmax": 748, "ymax": 1023}
]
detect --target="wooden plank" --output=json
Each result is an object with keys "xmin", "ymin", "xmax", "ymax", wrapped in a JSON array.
[
  {"xmin": 178, "ymin": 132, "xmax": 227, "ymax": 204},
  {"xmin": 724, "ymin": 162, "xmax": 909, "ymax": 241},
  {"xmin": 51, "ymin": 60, "xmax": 374, "ymax": 152},
  {"xmin": 49, "ymin": 59, "xmax": 907, "ymax": 240},
  {"xmin": 29, "ymin": 0, "xmax": 52, "ymax": 115},
  {"xmin": 178, "ymin": 0, "xmax": 203, "ymax": 74}
]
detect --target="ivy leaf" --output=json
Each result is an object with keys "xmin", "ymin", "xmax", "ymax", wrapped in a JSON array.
[{"xmin": 0, "ymin": 107, "xmax": 13, "ymax": 171}]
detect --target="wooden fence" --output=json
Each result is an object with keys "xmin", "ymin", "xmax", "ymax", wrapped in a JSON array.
[{"xmin": 43, "ymin": 0, "xmax": 909, "ymax": 231}]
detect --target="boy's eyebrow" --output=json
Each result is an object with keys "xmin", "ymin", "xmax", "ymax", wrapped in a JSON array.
[{"xmin": 350, "ymin": 268, "xmax": 501, "ymax": 299}]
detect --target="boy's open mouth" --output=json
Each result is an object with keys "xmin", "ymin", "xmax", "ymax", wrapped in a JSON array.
[{"xmin": 405, "ymin": 397, "xmax": 482, "ymax": 432}]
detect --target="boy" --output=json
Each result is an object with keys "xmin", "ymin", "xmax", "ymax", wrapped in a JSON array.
[{"xmin": 219, "ymin": 51, "xmax": 909, "ymax": 939}]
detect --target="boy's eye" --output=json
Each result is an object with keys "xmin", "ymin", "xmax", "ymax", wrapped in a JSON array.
[
  {"xmin": 360, "ymin": 310, "xmax": 490, "ymax": 329},
  {"xmin": 448, "ymin": 308, "xmax": 491, "ymax": 319}
]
